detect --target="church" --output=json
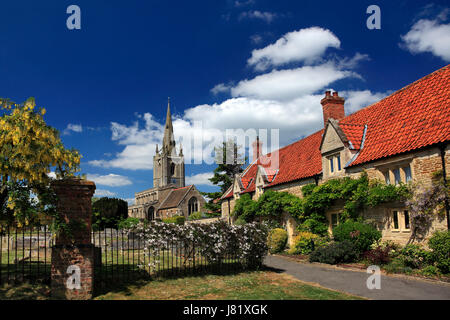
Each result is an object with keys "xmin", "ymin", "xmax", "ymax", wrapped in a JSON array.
[{"xmin": 128, "ymin": 100, "xmax": 205, "ymax": 220}]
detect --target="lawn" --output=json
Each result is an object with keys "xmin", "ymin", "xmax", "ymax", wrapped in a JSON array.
[
  {"xmin": 94, "ymin": 270, "xmax": 364, "ymax": 300},
  {"xmin": 0, "ymin": 270, "xmax": 363, "ymax": 300}
]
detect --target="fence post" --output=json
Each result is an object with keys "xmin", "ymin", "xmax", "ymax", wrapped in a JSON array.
[{"xmin": 50, "ymin": 178, "xmax": 96, "ymax": 300}]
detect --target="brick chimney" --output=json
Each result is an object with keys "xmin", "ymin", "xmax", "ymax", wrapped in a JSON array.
[
  {"xmin": 252, "ymin": 136, "xmax": 263, "ymax": 161},
  {"xmin": 320, "ymin": 91, "xmax": 345, "ymax": 127}
]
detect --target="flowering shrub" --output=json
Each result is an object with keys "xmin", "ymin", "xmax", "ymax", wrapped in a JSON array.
[
  {"xmin": 126, "ymin": 220, "xmax": 268, "ymax": 271},
  {"xmin": 332, "ymin": 220, "xmax": 381, "ymax": 254},
  {"xmin": 405, "ymin": 170, "xmax": 447, "ymax": 243},
  {"xmin": 363, "ymin": 242, "xmax": 397, "ymax": 265}
]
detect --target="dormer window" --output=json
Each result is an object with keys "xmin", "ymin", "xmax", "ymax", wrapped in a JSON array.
[{"xmin": 329, "ymin": 154, "xmax": 343, "ymax": 174}]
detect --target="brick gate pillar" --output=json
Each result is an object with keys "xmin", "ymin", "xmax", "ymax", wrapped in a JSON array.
[{"xmin": 50, "ymin": 178, "xmax": 96, "ymax": 300}]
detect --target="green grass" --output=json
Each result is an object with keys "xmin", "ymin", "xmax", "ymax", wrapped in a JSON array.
[{"xmin": 95, "ymin": 270, "xmax": 364, "ymax": 300}]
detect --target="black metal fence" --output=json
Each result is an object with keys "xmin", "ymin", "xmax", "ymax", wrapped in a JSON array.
[
  {"xmin": 92, "ymin": 228, "xmax": 245, "ymax": 289},
  {"xmin": 0, "ymin": 225, "xmax": 53, "ymax": 285}
]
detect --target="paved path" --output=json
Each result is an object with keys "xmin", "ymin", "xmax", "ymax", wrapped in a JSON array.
[{"xmin": 264, "ymin": 255, "xmax": 450, "ymax": 300}]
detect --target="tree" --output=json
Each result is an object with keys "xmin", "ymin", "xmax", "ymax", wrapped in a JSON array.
[
  {"xmin": 202, "ymin": 140, "xmax": 246, "ymax": 215},
  {"xmin": 0, "ymin": 97, "xmax": 81, "ymax": 226},
  {"xmin": 92, "ymin": 197, "xmax": 128, "ymax": 231}
]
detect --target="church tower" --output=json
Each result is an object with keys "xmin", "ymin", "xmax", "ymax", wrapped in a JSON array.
[{"xmin": 153, "ymin": 99, "xmax": 185, "ymax": 188}]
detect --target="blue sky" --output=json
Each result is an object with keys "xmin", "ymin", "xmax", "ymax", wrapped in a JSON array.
[{"xmin": 1, "ymin": 0, "xmax": 449, "ymax": 203}]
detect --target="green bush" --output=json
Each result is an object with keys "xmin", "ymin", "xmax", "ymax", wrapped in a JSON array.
[
  {"xmin": 384, "ymin": 257, "xmax": 413, "ymax": 275},
  {"xmin": 309, "ymin": 240, "xmax": 358, "ymax": 264},
  {"xmin": 162, "ymin": 215, "xmax": 185, "ymax": 225},
  {"xmin": 333, "ymin": 220, "xmax": 381, "ymax": 253},
  {"xmin": 288, "ymin": 231, "xmax": 328, "ymax": 255},
  {"xmin": 399, "ymin": 244, "xmax": 432, "ymax": 269},
  {"xmin": 117, "ymin": 217, "xmax": 140, "ymax": 230},
  {"xmin": 234, "ymin": 217, "xmax": 247, "ymax": 225},
  {"xmin": 187, "ymin": 212, "xmax": 203, "ymax": 221},
  {"xmin": 267, "ymin": 228, "xmax": 288, "ymax": 254},
  {"xmin": 428, "ymin": 230, "xmax": 450, "ymax": 274},
  {"xmin": 417, "ymin": 265, "xmax": 442, "ymax": 277}
]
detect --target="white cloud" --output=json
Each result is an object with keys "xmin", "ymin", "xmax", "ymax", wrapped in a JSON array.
[
  {"xmin": 250, "ymin": 34, "xmax": 263, "ymax": 44},
  {"xmin": 337, "ymin": 53, "xmax": 370, "ymax": 69},
  {"xmin": 239, "ymin": 10, "xmax": 277, "ymax": 23},
  {"xmin": 94, "ymin": 189, "xmax": 116, "ymax": 197},
  {"xmin": 186, "ymin": 172, "xmax": 214, "ymax": 186},
  {"xmin": 400, "ymin": 12, "xmax": 450, "ymax": 62},
  {"xmin": 47, "ymin": 172, "xmax": 56, "ymax": 179},
  {"xmin": 122, "ymin": 198, "xmax": 135, "ymax": 206},
  {"xmin": 231, "ymin": 63, "xmax": 359, "ymax": 100},
  {"xmin": 63, "ymin": 123, "xmax": 83, "ymax": 135},
  {"xmin": 234, "ymin": 0, "xmax": 255, "ymax": 7},
  {"xmin": 341, "ymin": 90, "xmax": 391, "ymax": 114},
  {"xmin": 87, "ymin": 173, "xmax": 132, "ymax": 187},
  {"xmin": 211, "ymin": 83, "xmax": 231, "ymax": 95},
  {"xmin": 89, "ymin": 27, "xmax": 378, "ymax": 171},
  {"xmin": 248, "ymin": 27, "xmax": 341, "ymax": 71}
]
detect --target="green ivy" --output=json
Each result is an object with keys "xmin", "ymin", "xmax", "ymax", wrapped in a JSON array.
[{"xmin": 232, "ymin": 172, "xmax": 409, "ymax": 236}]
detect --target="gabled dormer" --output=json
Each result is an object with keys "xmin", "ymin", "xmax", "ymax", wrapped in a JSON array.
[{"xmin": 319, "ymin": 91, "xmax": 366, "ymax": 180}]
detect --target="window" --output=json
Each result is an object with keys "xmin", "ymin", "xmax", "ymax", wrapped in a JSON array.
[
  {"xmin": 170, "ymin": 163, "xmax": 175, "ymax": 175},
  {"xmin": 337, "ymin": 155, "xmax": 341, "ymax": 171},
  {"xmin": 148, "ymin": 207, "xmax": 155, "ymax": 221},
  {"xmin": 384, "ymin": 171, "xmax": 390, "ymax": 185},
  {"xmin": 329, "ymin": 158, "xmax": 334, "ymax": 173},
  {"xmin": 393, "ymin": 169, "xmax": 401, "ymax": 185},
  {"xmin": 331, "ymin": 213, "xmax": 339, "ymax": 229},
  {"xmin": 403, "ymin": 166, "xmax": 412, "ymax": 182},
  {"xmin": 404, "ymin": 210, "xmax": 410, "ymax": 230},
  {"xmin": 392, "ymin": 211, "xmax": 399, "ymax": 230},
  {"xmin": 188, "ymin": 197, "xmax": 198, "ymax": 216}
]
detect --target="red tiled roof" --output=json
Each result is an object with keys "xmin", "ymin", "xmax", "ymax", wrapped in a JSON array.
[
  {"xmin": 238, "ymin": 130, "xmax": 323, "ymax": 193},
  {"xmin": 339, "ymin": 123, "xmax": 365, "ymax": 150},
  {"xmin": 342, "ymin": 64, "xmax": 450, "ymax": 166},
  {"xmin": 222, "ymin": 64, "xmax": 450, "ymax": 199}
]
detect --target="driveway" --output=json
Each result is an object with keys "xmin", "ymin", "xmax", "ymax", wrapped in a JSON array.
[{"xmin": 264, "ymin": 255, "xmax": 450, "ymax": 300}]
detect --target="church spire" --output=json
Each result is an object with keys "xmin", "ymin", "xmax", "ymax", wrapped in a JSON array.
[{"xmin": 163, "ymin": 97, "xmax": 175, "ymax": 154}]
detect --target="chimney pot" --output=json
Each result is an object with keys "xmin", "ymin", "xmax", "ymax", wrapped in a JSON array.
[
  {"xmin": 320, "ymin": 91, "xmax": 345, "ymax": 128},
  {"xmin": 252, "ymin": 137, "xmax": 263, "ymax": 161}
]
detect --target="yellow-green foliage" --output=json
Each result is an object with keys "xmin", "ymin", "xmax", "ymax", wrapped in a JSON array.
[
  {"xmin": 288, "ymin": 232, "xmax": 328, "ymax": 255},
  {"xmin": 267, "ymin": 228, "xmax": 288, "ymax": 254}
]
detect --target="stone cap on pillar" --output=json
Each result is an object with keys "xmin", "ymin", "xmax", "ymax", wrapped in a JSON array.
[{"xmin": 51, "ymin": 178, "xmax": 96, "ymax": 196}]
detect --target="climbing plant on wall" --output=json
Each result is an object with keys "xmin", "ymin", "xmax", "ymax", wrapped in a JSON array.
[{"xmin": 232, "ymin": 172, "xmax": 410, "ymax": 236}]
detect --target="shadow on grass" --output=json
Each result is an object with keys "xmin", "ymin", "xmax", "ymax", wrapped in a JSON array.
[{"xmin": 93, "ymin": 262, "xmax": 276, "ymax": 297}]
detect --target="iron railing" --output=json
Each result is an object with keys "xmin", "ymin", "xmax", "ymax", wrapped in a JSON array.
[{"xmin": 0, "ymin": 224, "xmax": 53, "ymax": 285}]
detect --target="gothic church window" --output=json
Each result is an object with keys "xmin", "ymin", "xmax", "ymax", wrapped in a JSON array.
[{"xmin": 188, "ymin": 197, "xmax": 198, "ymax": 215}]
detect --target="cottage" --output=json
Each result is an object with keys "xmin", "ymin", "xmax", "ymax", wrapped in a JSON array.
[{"xmin": 221, "ymin": 65, "xmax": 450, "ymax": 245}]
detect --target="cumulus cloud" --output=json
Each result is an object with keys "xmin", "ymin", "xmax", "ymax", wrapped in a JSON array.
[
  {"xmin": 211, "ymin": 83, "xmax": 231, "ymax": 95},
  {"xmin": 231, "ymin": 63, "xmax": 359, "ymax": 100},
  {"xmin": 63, "ymin": 123, "xmax": 83, "ymax": 135},
  {"xmin": 89, "ymin": 27, "xmax": 379, "ymax": 171},
  {"xmin": 186, "ymin": 172, "xmax": 214, "ymax": 186},
  {"xmin": 239, "ymin": 10, "xmax": 277, "ymax": 23},
  {"xmin": 87, "ymin": 173, "xmax": 132, "ymax": 187},
  {"xmin": 247, "ymin": 27, "xmax": 341, "ymax": 71},
  {"xmin": 400, "ymin": 11, "xmax": 450, "ymax": 62},
  {"xmin": 341, "ymin": 90, "xmax": 391, "ymax": 114},
  {"xmin": 95, "ymin": 189, "xmax": 116, "ymax": 197}
]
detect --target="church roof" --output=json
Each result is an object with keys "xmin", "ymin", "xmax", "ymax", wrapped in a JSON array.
[{"xmin": 158, "ymin": 185, "xmax": 193, "ymax": 209}]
